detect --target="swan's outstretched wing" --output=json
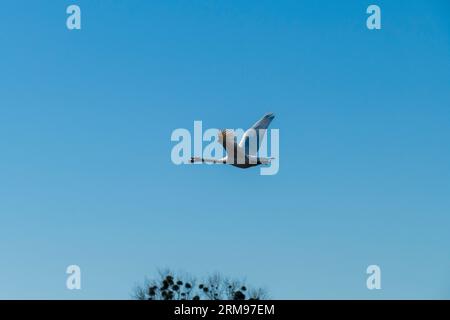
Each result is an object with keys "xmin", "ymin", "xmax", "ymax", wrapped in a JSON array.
[
  {"xmin": 218, "ymin": 129, "xmax": 236, "ymax": 153},
  {"xmin": 238, "ymin": 113, "xmax": 275, "ymax": 156},
  {"xmin": 218, "ymin": 129, "xmax": 247, "ymax": 164}
]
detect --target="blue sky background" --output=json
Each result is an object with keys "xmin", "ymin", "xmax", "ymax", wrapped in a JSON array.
[{"xmin": 0, "ymin": 0, "xmax": 449, "ymax": 299}]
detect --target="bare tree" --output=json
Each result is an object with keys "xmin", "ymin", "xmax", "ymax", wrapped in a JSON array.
[{"xmin": 133, "ymin": 269, "xmax": 267, "ymax": 300}]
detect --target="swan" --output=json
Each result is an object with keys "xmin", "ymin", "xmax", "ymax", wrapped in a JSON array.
[{"xmin": 190, "ymin": 113, "xmax": 275, "ymax": 168}]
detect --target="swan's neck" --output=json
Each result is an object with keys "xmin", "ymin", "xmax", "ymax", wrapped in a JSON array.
[{"xmin": 191, "ymin": 157, "xmax": 226, "ymax": 164}]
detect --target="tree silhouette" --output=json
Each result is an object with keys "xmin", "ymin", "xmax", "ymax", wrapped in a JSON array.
[{"xmin": 133, "ymin": 269, "xmax": 267, "ymax": 300}]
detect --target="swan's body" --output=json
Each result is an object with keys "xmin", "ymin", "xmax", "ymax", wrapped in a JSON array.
[{"xmin": 190, "ymin": 113, "xmax": 275, "ymax": 169}]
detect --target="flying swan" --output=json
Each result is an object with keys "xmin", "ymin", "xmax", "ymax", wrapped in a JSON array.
[{"xmin": 190, "ymin": 113, "xmax": 275, "ymax": 168}]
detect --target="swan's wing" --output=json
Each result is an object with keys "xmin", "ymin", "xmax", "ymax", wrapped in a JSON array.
[
  {"xmin": 238, "ymin": 113, "xmax": 275, "ymax": 156},
  {"xmin": 219, "ymin": 129, "xmax": 236, "ymax": 153},
  {"xmin": 218, "ymin": 129, "xmax": 249, "ymax": 164}
]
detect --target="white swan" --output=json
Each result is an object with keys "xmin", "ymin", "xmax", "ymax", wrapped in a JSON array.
[{"xmin": 190, "ymin": 113, "xmax": 275, "ymax": 168}]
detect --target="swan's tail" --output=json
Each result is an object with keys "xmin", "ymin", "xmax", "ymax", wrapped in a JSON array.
[{"xmin": 257, "ymin": 157, "xmax": 275, "ymax": 165}]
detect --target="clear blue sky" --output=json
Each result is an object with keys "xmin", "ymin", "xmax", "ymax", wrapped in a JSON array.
[{"xmin": 0, "ymin": 0, "xmax": 449, "ymax": 299}]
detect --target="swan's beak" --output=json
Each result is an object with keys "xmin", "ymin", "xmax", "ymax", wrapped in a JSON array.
[{"xmin": 190, "ymin": 157, "xmax": 202, "ymax": 163}]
